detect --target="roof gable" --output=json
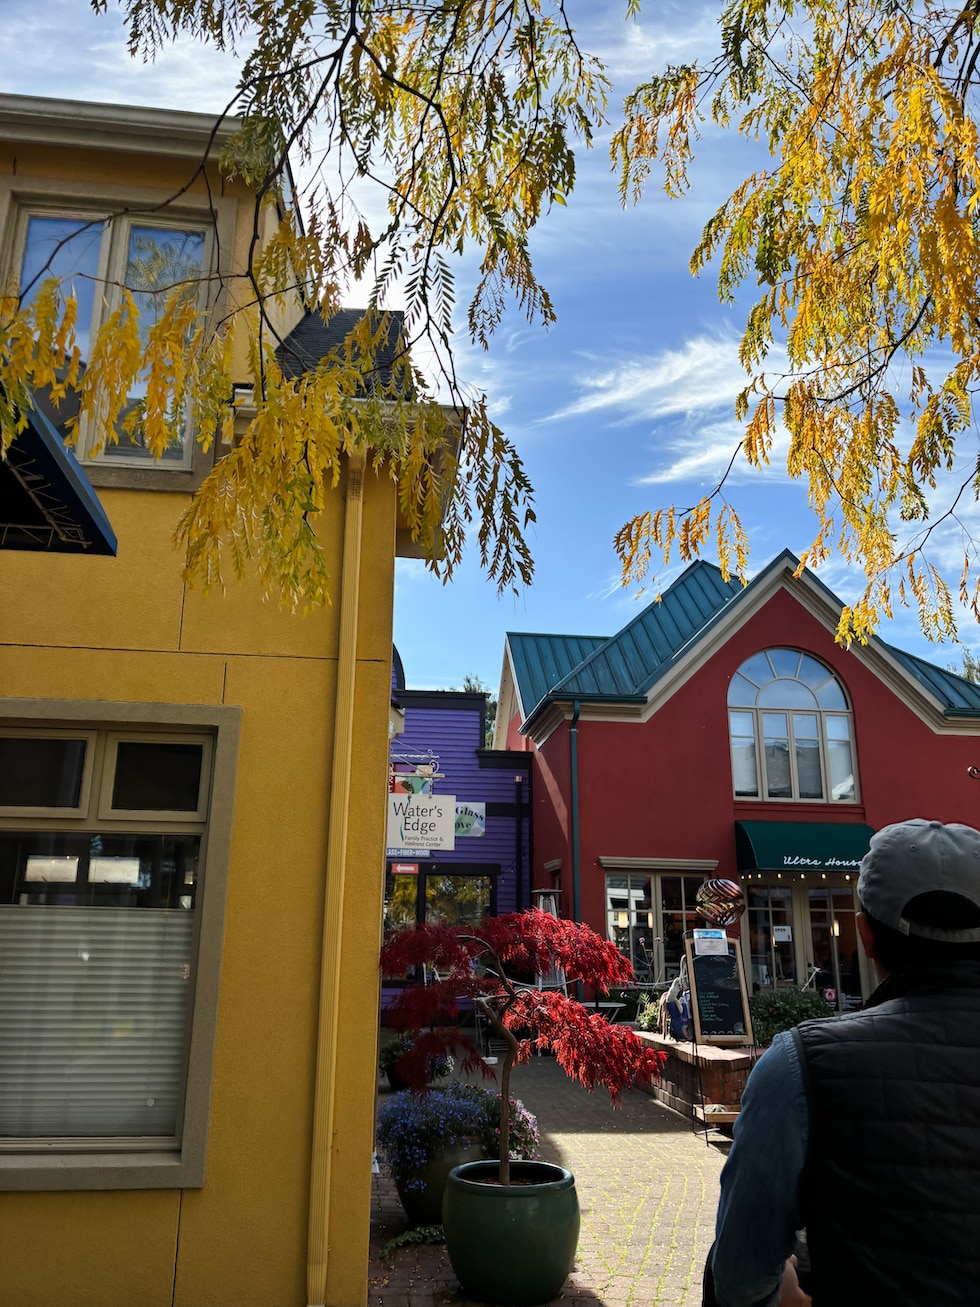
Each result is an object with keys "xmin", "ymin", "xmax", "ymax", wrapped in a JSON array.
[
  {"xmin": 507, "ymin": 548, "xmax": 980, "ymax": 734},
  {"xmin": 551, "ymin": 559, "xmax": 742, "ymax": 700}
]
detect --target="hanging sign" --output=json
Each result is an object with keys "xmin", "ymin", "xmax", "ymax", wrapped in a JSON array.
[
  {"xmin": 390, "ymin": 862, "xmax": 419, "ymax": 876},
  {"xmin": 386, "ymin": 793, "xmax": 456, "ymax": 850},
  {"xmin": 455, "ymin": 802, "xmax": 486, "ymax": 837}
]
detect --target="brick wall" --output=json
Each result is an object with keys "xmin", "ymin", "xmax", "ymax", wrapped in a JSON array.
[{"xmin": 636, "ymin": 1032, "xmax": 758, "ymax": 1122}]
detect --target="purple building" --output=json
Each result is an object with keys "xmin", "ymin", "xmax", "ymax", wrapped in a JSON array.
[{"xmin": 384, "ymin": 650, "xmax": 532, "ymax": 945}]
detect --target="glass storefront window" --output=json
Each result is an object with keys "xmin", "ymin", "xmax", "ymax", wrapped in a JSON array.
[
  {"xmin": 424, "ymin": 874, "xmax": 490, "ymax": 926},
  {"xmin": 747, "ymin": 885, "xmax": 797, "ymax": 989},
  {"xmin": 807, "ymin": 886, "xmax": 862, "ymax": 1009},
  {"xmin": 604, "ymin": 872, "xmax": 702, "ymax": 984},
  {"xmin": 745, "ymin": 878, "xmax": 863, "ymax": 1010},
  {"xmin": 383, "ymin": 869, "xmax": 491, "ymax": 932},
  {"xmin": 384, "ymin": 873, "xmax": 419, "ymax": 931}
]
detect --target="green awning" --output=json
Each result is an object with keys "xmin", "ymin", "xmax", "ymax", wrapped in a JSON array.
[{"xmin": 735, "ymin": 821, "xmax": 876, "ymax": 874}]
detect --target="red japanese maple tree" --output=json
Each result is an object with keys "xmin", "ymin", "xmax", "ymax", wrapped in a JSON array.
[{"xmin": 380, "ymin": 909, "xmax": 667, "ymax": 1183}]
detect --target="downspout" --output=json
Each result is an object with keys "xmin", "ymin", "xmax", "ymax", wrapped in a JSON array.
[
  {"xmin": 307, "ymin": 448, "xmax": 366, "ymax": 1307},
  {"xmin": 569, "ymin": 700, "xmax": 581, "ymax": 925},
  {"xmin": 514, "ymin": 773, "xmax": 524, "ymax": 910}
]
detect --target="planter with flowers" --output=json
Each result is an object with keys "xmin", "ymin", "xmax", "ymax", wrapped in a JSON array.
[
  {"xmin": 381, "ymin": 910, "xmax": 666, "ymax": 1305},
  {"xmin": 376, "ymin": 1081, "xmax": 539, "ymax": 1226},
  {"xmin": 379, "ymin": 1031, "xmax": 454, "ymax": 1092}
]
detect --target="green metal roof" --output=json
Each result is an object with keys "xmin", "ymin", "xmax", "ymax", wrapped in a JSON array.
[
  {"xmin": 553, "ymin": 560, "xmax": 743, "ymax": 699},
  {"xmin": 736, "ymin": 820, "xmax": 876, "ymax": 873},
  {"xmin": 506, "ymin": 632, "xmax": 608, "ymax": 720},
  {"xmin": 880, "ymin": 642, "xmax": 980, "ymax": 716},
  {"xmin": 506, "ymin": 548, "xmax": 980, "ymax": 730}
]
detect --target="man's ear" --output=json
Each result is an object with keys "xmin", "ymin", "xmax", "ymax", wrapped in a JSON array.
[{"xmin": 857, "ymin": 911, "xmax": 877, "ymax": 962}]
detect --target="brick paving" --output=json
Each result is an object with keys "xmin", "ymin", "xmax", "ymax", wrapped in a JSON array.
[{"xmin": 369, "ymin": 1058, "xmax": 729, "ymax": 1307}]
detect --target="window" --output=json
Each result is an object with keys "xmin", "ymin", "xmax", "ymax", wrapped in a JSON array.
[
  {"xmin": 746, "ymin": 884, "xmax": 797, "ymax": 988},
  {"xmin": 728, "ymin": 649, "xmax": 857, "ymax": 802},
  {"xmin": 744, "ymin": 879, "xmax": 865, "ymax": 1011},
  {"xmin": 605, "ymin": 871, "xmax": 704, "ymax": 984},
  {"xmin": 16, "ymin": 206, "xmax": 211, "ymax": 471},
  {"xmin": 0, "ymin": 701, "xmax": 238, "ymax": 1191},
  {"xmin": 383, "ymin": 866, "xmax": 494, "ymax": 932}
]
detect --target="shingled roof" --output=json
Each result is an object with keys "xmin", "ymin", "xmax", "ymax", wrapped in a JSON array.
[{"xmin": 276, "ymin": 308, "xmax": 409, "ymax": 393}]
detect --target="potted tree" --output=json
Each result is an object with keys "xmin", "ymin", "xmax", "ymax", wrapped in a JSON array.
[{"xmin": 380, "ymin": 909, "xmax": 666, "ymax": 1305}]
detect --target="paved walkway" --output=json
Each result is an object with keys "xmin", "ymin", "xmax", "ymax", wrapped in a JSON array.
[{"xmin": 369, "ymin": 1058, "xmax": 728, "ymax": 1307}]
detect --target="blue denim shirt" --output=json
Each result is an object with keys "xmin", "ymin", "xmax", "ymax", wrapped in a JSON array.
[{"xmin": 709, "ymin": 1031, "xmax": 809, "ymax": 1307}]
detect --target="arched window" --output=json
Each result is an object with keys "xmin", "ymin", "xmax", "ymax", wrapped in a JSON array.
[{"xmin": 728, "ymin": 649, "xmax": 857, "ymax": 802}]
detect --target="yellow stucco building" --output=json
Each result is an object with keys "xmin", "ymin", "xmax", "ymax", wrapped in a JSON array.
[{"xmin": 0, "ymin": 94, "xmax": 414, "ymax": 1306}]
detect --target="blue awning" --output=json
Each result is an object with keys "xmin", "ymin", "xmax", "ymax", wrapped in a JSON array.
[
  {"xmin": 1, "ymin": 400, "xmax": 117, "ymax": 555},
  {"xmin": 735, "ymin": 821, "xmax": 876, "ymax": 874}
]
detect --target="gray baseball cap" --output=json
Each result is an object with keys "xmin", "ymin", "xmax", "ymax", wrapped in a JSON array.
[{"xmin": 858, "ymin": 819, "xmax": 980, "ymax": 942}]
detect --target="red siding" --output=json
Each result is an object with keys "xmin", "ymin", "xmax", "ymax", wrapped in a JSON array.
[{"xmin": 527, "ymin": 587, "xmax": 980, "ymax": 937}]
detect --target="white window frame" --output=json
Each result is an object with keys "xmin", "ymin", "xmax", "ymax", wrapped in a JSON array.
[
  {"xmin": 0, "ymin": 698, "xmax": 240, "ymax": 1192},
  {"xmin": 0, "ymin": 173, "xmax": 237, "ymax": 493},
  {"xmin": 727, "ymin": 650, "xmax": 858, "ymax": 804},
  {"xmin": 599, "ymin": 857, "xmax": 719, "ymax": 986},
  {"xmin": 14, "ymin": 205, "xmax": 214, "ymax": 471}
]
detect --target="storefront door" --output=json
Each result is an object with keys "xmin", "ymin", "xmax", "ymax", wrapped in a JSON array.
[{"xmin": 743, "ymin": 876, "xmax": 868, "ymax": 1010}]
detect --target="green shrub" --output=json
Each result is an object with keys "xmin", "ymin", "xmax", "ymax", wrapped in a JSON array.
[{"xmin": 749, "ymin": 988, "xmax": 833, "ymax": 1046}]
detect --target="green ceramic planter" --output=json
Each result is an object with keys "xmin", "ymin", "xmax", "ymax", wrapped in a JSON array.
[
  {"xmin": 442, "ymin": 1160, "xmax": 580, "ymax": 1305},
  {"xmin": 393, "ymin": 1141, "xmax": 485, "ymax": 1227}
]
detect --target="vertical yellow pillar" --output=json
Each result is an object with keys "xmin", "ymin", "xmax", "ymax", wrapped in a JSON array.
[{"xmin": 306, "ymin": 450, "xmax": 366, "ymax": 1306}]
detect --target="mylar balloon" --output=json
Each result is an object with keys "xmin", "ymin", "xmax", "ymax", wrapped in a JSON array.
[{"xmin": 695, "ymin": 879, "xmax": 745, "ymax": 928}]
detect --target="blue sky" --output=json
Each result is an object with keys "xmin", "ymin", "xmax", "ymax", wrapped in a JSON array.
[{"xmin": 5, "ymin": 0, "xmax": 978, "ymax": 691}]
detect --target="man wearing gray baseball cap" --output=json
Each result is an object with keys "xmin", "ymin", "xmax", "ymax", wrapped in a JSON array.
[{"xmin": 706, "ymin": 819, "xmax": 980, "ymax": 1307}]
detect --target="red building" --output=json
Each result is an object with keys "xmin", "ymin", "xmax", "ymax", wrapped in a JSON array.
[{"xmin": 495, "ymin": 551, "xmax": 980, "ymax": 1009}]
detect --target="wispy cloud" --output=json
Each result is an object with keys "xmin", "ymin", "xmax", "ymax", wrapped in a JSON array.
[
  {"xmin": 634, "ymin": 420, "xmax": 745, "ymax": 485},
  {"xmin": 545, "ymin": 333, "xmax": 760, "ymax": 423},
  {"xmin": 577, "ymin": 0, "xmax": 726, "ymax": 81}
]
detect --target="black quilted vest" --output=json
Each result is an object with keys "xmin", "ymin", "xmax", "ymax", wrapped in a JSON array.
[{"xmin": 794, "ymin": 962, "xmax": 980, "ymax": 1306}]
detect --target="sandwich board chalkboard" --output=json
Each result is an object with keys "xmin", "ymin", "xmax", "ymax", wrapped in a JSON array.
[{"xmin": 684, "ymin": 932, "xmax": 753, "ymax": 1046}]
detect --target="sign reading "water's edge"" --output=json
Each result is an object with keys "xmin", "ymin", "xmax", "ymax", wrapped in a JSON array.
[{"xmin": 386, "ymin": 793, "xmax": 456, "ymax": 850}]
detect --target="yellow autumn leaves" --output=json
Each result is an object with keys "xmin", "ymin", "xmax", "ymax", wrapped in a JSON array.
[{"xmin": 614, "ymin": 0, "xmax": 980, "ymax": 641}]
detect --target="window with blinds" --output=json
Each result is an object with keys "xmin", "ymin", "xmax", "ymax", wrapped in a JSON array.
[{"xmin": 0, "ymin": 727, "xmax": 210, "ymax": 1151}]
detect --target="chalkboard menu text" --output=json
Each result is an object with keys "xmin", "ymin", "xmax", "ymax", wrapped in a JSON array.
[{"xmin": 684, "ymin": 934, "xmax": 753, "ymax": 1046}]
